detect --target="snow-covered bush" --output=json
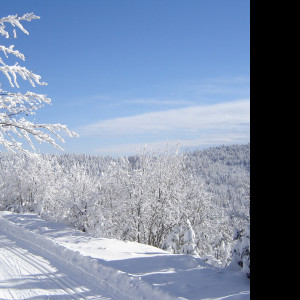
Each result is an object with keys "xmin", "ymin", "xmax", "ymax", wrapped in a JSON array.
[{"xmin": 161, "ymin": 226, "xmax": 181, "ymax": 253}]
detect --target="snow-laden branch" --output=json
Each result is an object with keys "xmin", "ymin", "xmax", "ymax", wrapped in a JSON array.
[
  {"xmin": 0, "ymin": 13, "xmax": 78, "ymax": 155},
  {"xmin": 0, "ymin": 90, "xmax": 79, "ymax": 154},
  {"xmin": 0, "ymin": 13, "xmax": 39, "ymax": 38},
  {"xmin": 0, "ymin": 62, "xmax": 47, "ymax": 88},
  {"xmin": 0, "ymin": 45, "xmax": 25, "ymax": 60}
]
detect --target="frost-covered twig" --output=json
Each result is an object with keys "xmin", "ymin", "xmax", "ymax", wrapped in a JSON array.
[
  {"xmin": 0, "ymin": 13, "xmax": 78, "ymax": 155},
  {"xmin": 0, "ymin": 13, "xmax": 40, "ymax": 38}
]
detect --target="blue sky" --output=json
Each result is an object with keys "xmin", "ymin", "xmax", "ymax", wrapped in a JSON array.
[{"xmin": 1, "ymin": 0, "xmax": 250, "ymax": 156}]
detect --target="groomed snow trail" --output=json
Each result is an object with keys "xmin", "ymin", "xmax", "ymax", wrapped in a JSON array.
[
  {"xmin": 0, "ymin": 214, "xmax": 181, "ymax": 300},
  {"xmin": 0, "ymin": 212, "xmax": 250, "ymax": 300},
  {"xmin": 0, "ymin": 232, "xmax": 112, "ymax": 300}
]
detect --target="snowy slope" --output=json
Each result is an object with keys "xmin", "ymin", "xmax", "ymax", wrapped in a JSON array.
[{"xmin": 0, "ymin": 212, "xmax": 250, "ymax": 300}]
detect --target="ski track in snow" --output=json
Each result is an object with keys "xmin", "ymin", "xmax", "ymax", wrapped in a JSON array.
[
  {"xmin": 0, "ymin": 213, "xmax": 180, "ymax": 300},
  {"xmin": 0, "ymin": 233, "xmax": 112, "ymax": 300}
]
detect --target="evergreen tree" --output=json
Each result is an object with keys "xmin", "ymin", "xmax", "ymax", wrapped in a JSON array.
[
  {"xmin": 181, "ymin": 219, "xmax": 197, "ymax": 255},
  {"xmin": 231, "ymin": 225, "xmax": 250, "ymax": 278}
]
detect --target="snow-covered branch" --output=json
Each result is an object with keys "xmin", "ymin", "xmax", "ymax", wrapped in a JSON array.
[
  {"xmin": 0, "ymin": 13, "xmax": 78, "ymax": 154},
  {"xmin": 0, "ymin": 63, "xmax": 47, "ymax": 88},
  {"xmin": 0, "ymin": 13, "xmax": 40, "ymax": 38},
  {"xmin": 0, "ymin": 45, "xmax": 25, "ymax": 60}
]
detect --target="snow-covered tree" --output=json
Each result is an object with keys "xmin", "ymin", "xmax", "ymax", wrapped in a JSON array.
[
  {"xmin": 181, "ymin": 219, "xmax": 197, "ymax": 255},
  {"xmin": 161, "ymin": 226, "xmax": 180, "ymax": 253},
  {"xmin": 231, "ymin": 225, "xmax": 250, "ymax": 278},
  {"xmin": 0, "ymin": 13, "xmax": 78, "ymax": 155},
  {"xmin": 62, "ymin": 164, "xmax": 103, "ymax": 233}
]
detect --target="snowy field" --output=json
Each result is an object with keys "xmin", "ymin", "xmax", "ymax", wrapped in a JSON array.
[{"xmin": 0, "ymin": 211, "xmax": 250, "ymax": 300}]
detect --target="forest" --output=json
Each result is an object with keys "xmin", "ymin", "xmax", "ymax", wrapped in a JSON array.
[{"xmin": 0, "ymin": 143, "xmax": 250, "ymax": 270}]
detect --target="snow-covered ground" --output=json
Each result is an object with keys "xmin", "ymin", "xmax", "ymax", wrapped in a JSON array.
[{"xmin": 0, "ymin": 211, "xmax": 250, "ymax": 299}]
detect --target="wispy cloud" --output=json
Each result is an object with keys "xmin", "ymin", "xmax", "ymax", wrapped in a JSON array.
[
  {"xmin": 75, "ymin": 99, "xmax": 250, "ymax": 155},
  {"xmin": 124, "ymin": 98, "xmax": 194, "ymax": 106},
  {"xmin": 78, "ymin": 99, "xmax": 249, "ymax": 137}
]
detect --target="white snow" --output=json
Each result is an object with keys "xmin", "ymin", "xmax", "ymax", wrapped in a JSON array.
[{"xmin": 0, "ymin": 211, "xmax": 250, "ymax": 299}]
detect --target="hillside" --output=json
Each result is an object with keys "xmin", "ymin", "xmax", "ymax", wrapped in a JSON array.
[
  {"xmin": 0, "ymin": 143, "xmax": 250, "ymax": 267},
  {"xmin": 0, "ymin": 211, "xmax": 250, "ymax": 299}
]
